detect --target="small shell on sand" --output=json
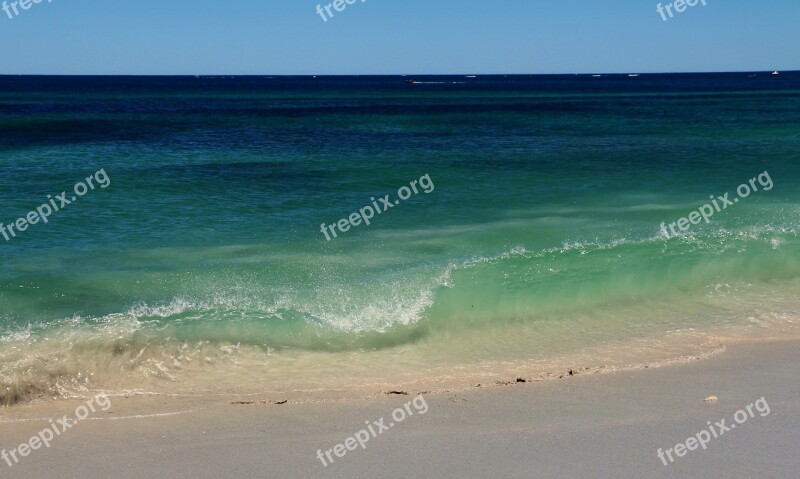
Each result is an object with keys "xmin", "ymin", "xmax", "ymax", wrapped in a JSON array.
[{"xmin": 704, "ymin": 396, "xmax": 719, "ymax": 403}]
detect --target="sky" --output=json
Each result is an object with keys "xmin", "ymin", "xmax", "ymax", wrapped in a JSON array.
[{"xmin": 0, "ymin": 0, "xmax": 798, "ymax": 75}]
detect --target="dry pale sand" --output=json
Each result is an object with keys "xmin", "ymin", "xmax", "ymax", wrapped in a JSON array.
[{"xmin": 0, "ymin": 339, "xmax": 797, "ymax": 479}]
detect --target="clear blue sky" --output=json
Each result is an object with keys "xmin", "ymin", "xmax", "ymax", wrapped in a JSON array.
[{"xmin": 0, "ymin": 0, "xmax": 797, "ymax": 74}]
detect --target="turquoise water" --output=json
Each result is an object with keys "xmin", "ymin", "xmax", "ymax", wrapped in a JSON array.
[{"xmin": 1, "ymin": 74, "xmax": 799, "ymax": 404}]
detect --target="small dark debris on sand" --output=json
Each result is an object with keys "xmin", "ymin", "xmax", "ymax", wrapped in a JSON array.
[{"xmin": 386, "ymin": 390, "xmax": 409, "ymax": 395}]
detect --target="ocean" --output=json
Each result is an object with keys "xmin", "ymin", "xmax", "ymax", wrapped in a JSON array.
[{"xmin": 1, "ymin": 73, "xmax": 799, "ymax": 405}]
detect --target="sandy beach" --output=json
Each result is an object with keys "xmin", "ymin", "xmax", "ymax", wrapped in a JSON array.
[{"xmin": 1, "ymin": 338, "xmax": 796, "ymax": 479}]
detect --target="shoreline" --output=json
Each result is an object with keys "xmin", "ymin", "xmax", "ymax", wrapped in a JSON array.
[
  {"xmin": 1, "ymin": 333, "xmax": 795, "ymax": 414},
  {"xmin": 6, "ymin": 314, "xmax": 797, "ymax": 409}
]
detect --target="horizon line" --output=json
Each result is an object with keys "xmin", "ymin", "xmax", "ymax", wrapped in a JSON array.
[{"xmin": 0, "ymin": 69, "xmax": 797, "ymax": 77}]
